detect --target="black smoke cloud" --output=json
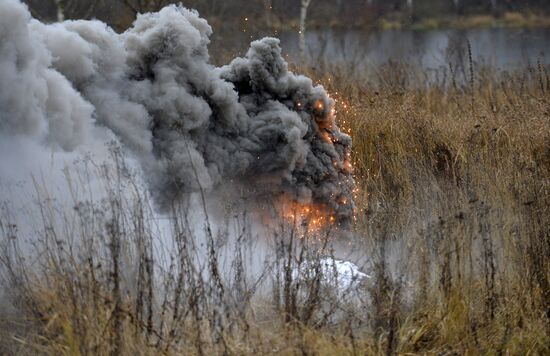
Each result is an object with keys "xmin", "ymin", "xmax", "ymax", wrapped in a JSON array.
[{"xmin": 0, "ymin": 0, "xmax": 355, "ymax": 224}]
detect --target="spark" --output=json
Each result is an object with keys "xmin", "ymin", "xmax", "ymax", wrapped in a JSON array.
[{"xmin": 315, "ymin": 100, "xmax": 324, "ymax": 111}]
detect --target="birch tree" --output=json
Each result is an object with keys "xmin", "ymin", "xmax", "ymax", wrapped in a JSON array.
[
  {"xmin": 54, "ymin": 0, "xmax": 64, "ymax": 21},
  {"xmin": 490, "ymin": 0, "xmax": 497, "ymax": 13},
  {"xmin": 120, "ymin": 0, "xmax": 170, "ymax": 15},
  {"xmin": 52, "ymin": 0, "xmax": 101, "ymax": 22},
  {"xmin": 264, "ymin": 0, "xmax": 273, "ymax": 27},
  {"xmin": 299, "ymin": 0, "xmax": 312, "ymax": 64},
  {"xmin": 452, "ymin": 0, "xmax": 461, "ymax": 13}
]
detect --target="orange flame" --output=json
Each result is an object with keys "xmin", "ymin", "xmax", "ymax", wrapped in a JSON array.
[
  {"xmin": 277, "ymin": 196, "xmax": 337, "ymax": 233},
  {"xmin": 275, "ymin": 93, "xmax": 356, "ymax": 233}
]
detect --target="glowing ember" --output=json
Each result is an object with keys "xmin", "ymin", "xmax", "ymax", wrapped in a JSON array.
[
  {"xmin": 279, "ymin": 198, "xmax": 337, "ymax": 233},
  {"xmin": 315, "ymin": 99, "xmax": 325, "ymax": 111},
  {"xmin": 276, "ymin": 91, "xmax": 357, "ymax": 232}
]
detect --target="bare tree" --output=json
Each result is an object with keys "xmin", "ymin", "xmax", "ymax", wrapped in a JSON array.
[
  {"xmin": 406, "ymin": 0, "xmax": 413, "ymax": 12},
  {"xmin": 265, "ymin": 0, "xmax": 274, "ymax": 28},
  {"xmin": 490, "ymin": 0, "xmax": 497, "ymax": 13},
  {"xmin": 299, "ymin": 0, "xmax": 312, "ymax": 64},
  {"xmin": 120, "ymin": 0, "xmax": 170, "ymax": 15},
  {"xmin": 54, "ymin": 0, "xmax": 64, "ymax": 21},
  {"xmin": 52, "ymin": 0, "xmax": 102, "ymax": 22}
]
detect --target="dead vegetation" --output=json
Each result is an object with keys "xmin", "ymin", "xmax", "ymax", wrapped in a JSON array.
[{"xmin": 1, "ymin": 59, "xmax": 549, "ymax": 355}]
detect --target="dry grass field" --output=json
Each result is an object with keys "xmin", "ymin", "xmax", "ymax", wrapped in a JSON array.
[{"xmin": 1, "ymin": 58, "xmax": 549, "ymax": 355}]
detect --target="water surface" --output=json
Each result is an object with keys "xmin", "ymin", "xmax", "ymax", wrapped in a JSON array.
[{"xmin": 277, "ymin": 28, "xmax": 550, "ymax": 72}]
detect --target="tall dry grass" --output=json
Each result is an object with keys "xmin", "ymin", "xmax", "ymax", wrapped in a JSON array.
[
  {"xmin": 0, "ymin": 59, "xmax": 549, "ymax": 355},
  {"xmin": 310, "ymin": 59, "xmax": 550, "ymax": 354}
]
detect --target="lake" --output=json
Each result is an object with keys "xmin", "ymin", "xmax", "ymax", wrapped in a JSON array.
[{"xmin": 276, "ymin": 27, "xmax": 549, "ymax": 75}]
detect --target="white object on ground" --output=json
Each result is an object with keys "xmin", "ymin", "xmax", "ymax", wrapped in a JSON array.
[{"xmin": 294, "ymin": 257, "xmax": 371, "ymax": 291}]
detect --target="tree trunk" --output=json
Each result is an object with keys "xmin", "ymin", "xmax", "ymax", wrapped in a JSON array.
[
  {"xmin": 54, "ymin": 0, "xmax": 65, "ymax": 22},
  {"xmin": 406, "ymin": 0, "xmax": 415, "ymax": 22},
  {"xmin": 299, "ymin": 0, "xmax": 312, "ymax": 65},
  {"xmin": 265, "ymin": 0, "xmax": 273, "ymax": 28},
  {"xmin": 490, "ymin": 0, "xmax": 497, "ymax": 13}
]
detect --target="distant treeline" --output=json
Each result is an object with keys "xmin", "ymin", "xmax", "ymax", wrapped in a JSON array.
[{"xmin": 22, "ymin": 0, "xmax": 550, "ymax": 31}]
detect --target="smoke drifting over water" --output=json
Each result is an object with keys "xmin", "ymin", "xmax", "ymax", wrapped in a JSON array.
[{"xmin": 0, "ymin": 0, "xmax": 355, "ymax": 225}]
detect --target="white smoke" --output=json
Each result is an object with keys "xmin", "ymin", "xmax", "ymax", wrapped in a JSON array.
[{"xmin": 0, "ymin": 0, "xmax": 355, "ymax": 225}]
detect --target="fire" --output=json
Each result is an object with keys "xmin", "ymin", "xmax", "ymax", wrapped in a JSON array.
[
  {"xmin": 278, "ymin": 197, "xmax": 336, "ymax": 233},
  {"xmin": 275, "ymin": 92, "xmax": 356, "ymax": 233},
  {"xmin": 314, "ymin": 99, "xmax": 325, "ymax": 111}
]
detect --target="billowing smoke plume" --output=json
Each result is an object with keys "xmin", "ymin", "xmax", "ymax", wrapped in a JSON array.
[{"xmin": 0, "ymin": 0, "xmax": 355, "ymax": 224}]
